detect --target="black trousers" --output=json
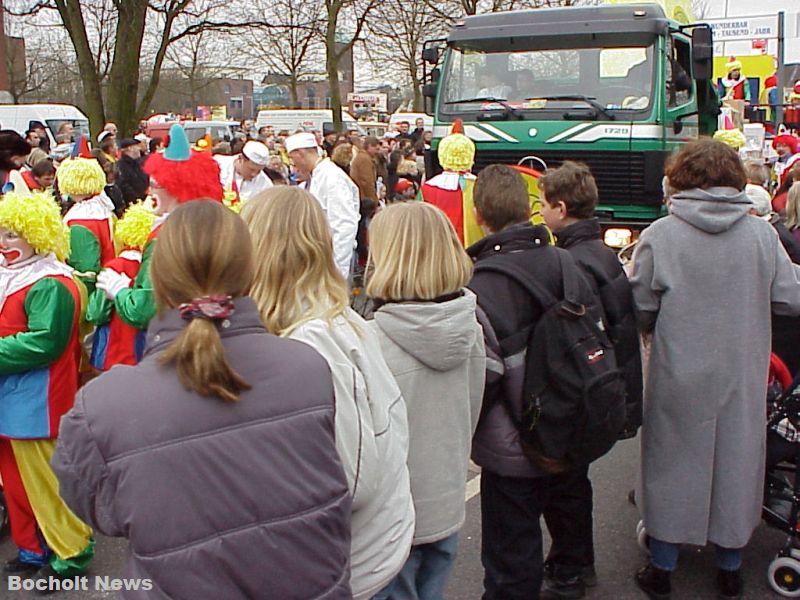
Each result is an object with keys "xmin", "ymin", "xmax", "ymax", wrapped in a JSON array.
[
  {"xmin": 543, "ymin": 464, "xmax": 595, "ymax": 574},
  {"xmin": 480, "ymin": 466, "xmax": 593, "ymax": 600}
]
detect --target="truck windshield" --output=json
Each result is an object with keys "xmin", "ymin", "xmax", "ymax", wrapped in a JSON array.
[{"xmin": 440, "ymin": 45, "xmax": 655, "ymax": 121}]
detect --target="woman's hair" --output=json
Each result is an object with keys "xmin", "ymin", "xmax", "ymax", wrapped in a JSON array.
[
  {"xmin": 664, "ymin": 138, "xmax": 747, "ymax": 192},
  {"xmin": 150, "ymin": 201, "xmax": 254, "ymax": 402},
  {"xmin": 785, "ymin": 182, "xmax": 800, "ymax": 230},
  {"xmin": 367, "ymin": 202, "xmax": 472, "ymax": 302},
  {"xmin": 0, "ymin": 130, "xmax": 31, "ymax": 171},
  {"xmin": 240, "ymin": 186, "xmax": 350, "ymax": 336},
  {"xmin": 331, "ymin": 143, "xmax": 353, "ymax": 171}
]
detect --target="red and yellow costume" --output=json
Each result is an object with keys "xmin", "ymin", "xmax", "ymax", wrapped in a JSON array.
[
  {"xmin": 0, "ymin": 191, "xmax": 94, "ymax": 574},
  {"xmin": 87, "ymin": 203, "xmax": 154, "ymax": 370},
  {"xmin": 59, "ymin": 137, "xmax": 115, "ymax": 294}
]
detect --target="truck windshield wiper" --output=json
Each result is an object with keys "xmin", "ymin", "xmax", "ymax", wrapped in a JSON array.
[
  {"xmin": 524, "ymin": 95, "xmax": 616, "ymax": 121},
  {"xmin": 444, "ymin": 96, "xmax": 523, "ymax": 119}
]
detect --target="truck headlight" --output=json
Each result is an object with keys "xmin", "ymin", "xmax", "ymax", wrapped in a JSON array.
[{"xmin": 604, "ymin": 228, "xmax": 632, "ymax": 248}]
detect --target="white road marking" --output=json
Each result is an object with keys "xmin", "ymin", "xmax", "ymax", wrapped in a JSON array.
[{"xmin": 465, "ymin": 474, "xmax": 481, "ymax": 502}]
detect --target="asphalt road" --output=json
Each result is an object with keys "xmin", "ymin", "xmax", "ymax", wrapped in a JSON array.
[{"xmin": 0, "ymin": 435, "xmax": 791, "ymax": 599}]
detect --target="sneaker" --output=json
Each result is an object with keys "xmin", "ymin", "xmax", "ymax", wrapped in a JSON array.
[
  {"xmin": 30, "ymin": 564, "xmax": 74, "ymax": 596},
  {"xmin": 716, "ymin": 568, "xmax": 743, "ymax": 599},
  {"xmin": 540, "ymin": 565, "xmax": 585, "ymax": 600},
  {"xmin": 635, "ymin": 563, "xmax": 671, "ymax": 600},
  {"xmin": 581, "ymin": 565, "xmax": 598, "ymax": 588},
  {"xmin": 545, "ymin": 562, "xmax": 597, "ymax": 588},
  {"xmin": 3, "ymin": 557, "xmax": 44, "ymax": 575}
]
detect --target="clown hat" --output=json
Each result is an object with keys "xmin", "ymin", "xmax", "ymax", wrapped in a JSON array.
[
  {"xmin": 725, "ymin": 57, "xmax": 742, "ymax": 74},
  {"xmin": 438, "ymin": 119, "xmax": 475, "ymax": 173},
  {"xmin": 114, "ymin": 202, "xmax": 155, "ymax": 251},
  {"xmin": 59, "ymin": 135, "xmax": 107, "ymax": 197},
  {"xmin": 0, "ymin": 190, "xmax": 70, "ymax": 261},
  {"xmin": 143, "ymin": 124, "xmax": 223, "ymax": 203}
]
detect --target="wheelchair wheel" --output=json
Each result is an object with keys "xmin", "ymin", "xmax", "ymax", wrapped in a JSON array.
[{"xmin": 769, "ymin": 556, "xmax": 800, "ymax": 597}]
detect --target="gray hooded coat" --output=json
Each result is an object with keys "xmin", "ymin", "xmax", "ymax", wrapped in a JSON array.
[
  {"xmin": 630, "ymin": 187, "xmax": 800, "ymax": 548},
  {"xmin": 370, "ymin": 290, "xmax": 485, "ymax": 544}
]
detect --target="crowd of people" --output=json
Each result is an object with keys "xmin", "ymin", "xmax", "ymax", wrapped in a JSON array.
[{"xmin": 1, "ymin": 112, "xmax": 800, "ymax": 600}]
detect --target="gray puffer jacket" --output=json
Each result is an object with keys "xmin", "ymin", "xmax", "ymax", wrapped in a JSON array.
[{"xmin": 52, "ymin": 297, "xmax": 352, "ymax": 600}]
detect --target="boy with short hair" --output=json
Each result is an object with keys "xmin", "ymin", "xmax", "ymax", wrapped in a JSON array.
[
  {"xmin": 467, "ymin": 164, "xmax": 601, "ymax": 600},
  {"xmin": 538, "ymin": 161, "xmax": 642, "ymax": 599}
]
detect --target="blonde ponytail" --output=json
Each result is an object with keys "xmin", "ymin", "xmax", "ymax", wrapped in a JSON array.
[
  {"xmin": 158, "ymin": 318, "xmax": 250, "ymax": 403},
  {"xmin": 150, "ymin": 201, "xmax": 254, "ymax": 402}
]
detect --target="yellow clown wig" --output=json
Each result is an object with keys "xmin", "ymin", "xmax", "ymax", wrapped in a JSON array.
[
  {"xmin": 713, "ymin": 128, "xmax": 747, "ymax": 150},
  {"xmin": 725, "ymin": 56, "xmax": 743, "ymax": 74},
  {"xmin": 57, "ymin": 157, "xmax": 107, "ymax": 197},
  {"xmin": 438, "ymin": 119, "xmax": 476, "ymax": 173},
  {"xmin": 0, "ymin": 191, "xmax": 70, "ymax": 260},
  {"xmin": 114, "ymin": 202, "xmax": 155, "ymax": 251}
]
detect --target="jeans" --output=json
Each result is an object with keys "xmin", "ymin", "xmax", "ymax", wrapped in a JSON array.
[
  {"xmin": 542, "ymin": 464, "xmax": 595, "ymax": 576},
  {"xmin": 481, "ymin": 468, "xmax": 592, "ymax": 600},
  {"xmin": 373, "ymin": 534, "xmax": 459, "ymax": 600},
  {"xmin": 649, "ymin": 537, "xmax": 743, "ymax": 572}
]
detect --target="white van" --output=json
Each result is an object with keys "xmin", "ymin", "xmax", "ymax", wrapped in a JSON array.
[
  {"xmin": 255, "ymin": 109, "xmax": 363, "ymax": 135},
  {"xmin": 0, "ymin": 104, "xmax": 90, "ymax": 146},
  {"xmin": 389, "ymin": 112, "xmax": 433, "ymax": 131}
]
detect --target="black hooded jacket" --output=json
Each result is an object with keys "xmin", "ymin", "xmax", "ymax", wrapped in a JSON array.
[{"xmin": 554, "ymin": 218, "xmax": 643, "ymax": 435}]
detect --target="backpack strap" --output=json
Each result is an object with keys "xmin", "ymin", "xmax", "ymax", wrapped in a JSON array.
[
  {"xmin": 555, "ymin": 250, "xmax": 584, "ymax": 305},
  {"xmin": 473, "ymin": 254, "xmax": 560, "ymax": 310}
]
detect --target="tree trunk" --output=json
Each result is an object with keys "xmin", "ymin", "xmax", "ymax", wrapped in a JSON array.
[
  {"xmin": 54, "ymin": 0, "xmax": 106, "ymax": 135},
  {"xmin": 325, "ymin": 2, "xmax": 343, "ymax": 130},
  {"xmin": 106, "ymin": 1, "xmax": 148, "ymax": 136},
  {"xmin": 410, "ymin": 62, "xmax": 423, "ymax": 112},
  {"xmin": 289, "ymin": 76, "xmax": 299, "ymax": 108}
]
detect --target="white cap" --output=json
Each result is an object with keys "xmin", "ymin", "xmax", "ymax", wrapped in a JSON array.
[
  {"xmin": 383, "ymin": 131, "xmax": 400, "ymax": 139},
  {"xmin": 242, "ymin": 140, "xmax": 270, "ymax": 166},
  {"xmin": 97, "ymin": 130, "xmax": 114, "ymax": 143},
  {"xmin": 285, "ymin": 132, "xmax": 318, "ymax": 154},
  {"xmin": 134, "ymin": 133, "xmax": 148, "ymax": 143}
]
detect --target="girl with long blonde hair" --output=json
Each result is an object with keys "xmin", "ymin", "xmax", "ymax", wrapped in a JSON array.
[
  {"xmin": 367, "ymin": 202, "xmax": 485, "ymax": 600},
  {"xmin": 242, "ymin": 187, "xmax": 414, "ymax": 600}
]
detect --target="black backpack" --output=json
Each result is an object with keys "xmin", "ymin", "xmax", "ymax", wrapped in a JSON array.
[{"xmin": 474, "ymin": 251, "xmax": 627, "ymax": 472}]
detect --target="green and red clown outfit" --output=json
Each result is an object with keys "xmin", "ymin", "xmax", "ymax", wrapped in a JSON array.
[
  {"xmin": 421, "ymin": 120, "xmax": 482, "ymax": 247},
  {"xmin": 60, "ymin": 137, "xmax": 115, "ymax": 295},
  {"xmin": 87, "ymin": 202, "xmax": 154, "ymax": 370},
  {"xmin": 0, "ymin": 191, "xmax": 94, "ymax": 575},
  {"xmin": 97, "ymin": 124, "xmax": 224, "ymax": 330}
]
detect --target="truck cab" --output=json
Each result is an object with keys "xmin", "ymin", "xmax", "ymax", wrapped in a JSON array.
[{"xmin": 424, "ymin": 3, "xmax": 716, "ymax": 245}]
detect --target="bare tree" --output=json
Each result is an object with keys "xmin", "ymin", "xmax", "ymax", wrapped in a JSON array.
[
  {"xmin": 324, "ymin": 0, "xmax": 378, "ymax": 129},
  {"xmin": 3, "ymin": 36, "xmax": 45, "ymax": 102},
  {"xmin": 242, "ymin": 0, "xmax": 323, "ymax": 108},
  {"xmin": 366, "ymin": 0, "xmax": 449, "ymax": 111},
  {"xmin": 423, "ymin": 0, "xmax": 578, "ymax": 20},
  {"xmin": 5, "ymin": 0, "xmax": 267, "ymax": 135}
]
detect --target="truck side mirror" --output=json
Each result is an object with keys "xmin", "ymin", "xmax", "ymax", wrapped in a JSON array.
[
  {"xmin": 422, "ymin": 47, "xmax": 439, "ymax": 65},
  {"xmin": 423, "ymin": 84, "xmax": 438, "ymax": 99},
  {"xmin": 691, "ymin": 26, "xmax": 713, "ymax": 80}
]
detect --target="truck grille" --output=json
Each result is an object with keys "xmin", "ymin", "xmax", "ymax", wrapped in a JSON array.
[{"xmin": 471, "ymin": 149, "xmax": 666, "ymax": 206}]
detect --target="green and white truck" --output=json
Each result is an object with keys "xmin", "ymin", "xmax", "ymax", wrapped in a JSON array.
[{"xmin": 422, "ymin": 2, "xmax": 718, "ymax": 245}]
